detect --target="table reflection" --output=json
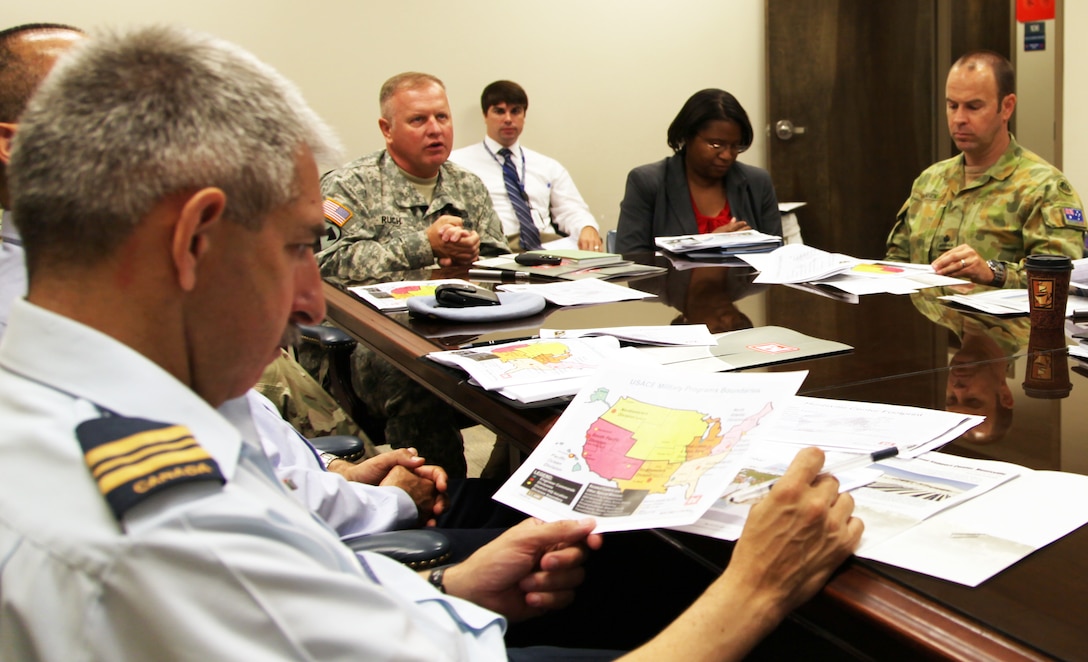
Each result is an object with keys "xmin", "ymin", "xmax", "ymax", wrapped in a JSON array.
[
  {"xmin": 629, "ymin": 265, "xmax": 766, "ymax": 333},
  {"xmin": 910, "ymin": 287, "xmax": 1031, "ymax": 445}
]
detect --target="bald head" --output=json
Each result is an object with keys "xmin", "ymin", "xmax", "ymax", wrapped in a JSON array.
[
  {"xmin": 0, "ymin": 24, "xmax": 84, "ymax": 123},
  {"xmin": 0, "ymin": 24, "xmax": 83, "ymax": 206}
]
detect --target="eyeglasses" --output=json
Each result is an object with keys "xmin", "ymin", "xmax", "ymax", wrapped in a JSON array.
[{"xmin": 697, "ymin": 135, "xmax": 749, "ymax": 155}]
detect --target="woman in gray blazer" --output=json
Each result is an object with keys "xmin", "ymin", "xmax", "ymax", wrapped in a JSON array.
[{"xmin": 616, "ymin": 89, "xmax": 782, "ymax": 253}]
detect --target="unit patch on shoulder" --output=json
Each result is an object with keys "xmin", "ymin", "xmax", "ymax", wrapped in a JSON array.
[
  {"xmin": 1064, "ymin": 208, "xmax": 1085, "ymax": 227},
  {"xmin": 76, "ymin": 416, "xmax": 225, "ymax": 519},
  {"xmin": 323, "ymin": 199, "xmax": 353, "ymax": 227}
]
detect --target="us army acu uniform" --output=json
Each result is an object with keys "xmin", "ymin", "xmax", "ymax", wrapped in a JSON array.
[
  {"xmin": 255, "ymin": 350, "xmax": 376, "ymax": 458},
  {"xmin": 886, "ymin": 136, "xmax": 1086, "ymax": 288},
  {"xmin": 315, "ymin": 150, "xmax": 510, "ymax": 478},
  {"xmin": 318, "ymin": 150, "xmax": 508, "ymax": 284}
]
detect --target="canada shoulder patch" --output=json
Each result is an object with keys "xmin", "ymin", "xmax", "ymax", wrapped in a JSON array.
[{"xmin": 76, "ymin": 417, "xmax": 225, "ymax": 520}]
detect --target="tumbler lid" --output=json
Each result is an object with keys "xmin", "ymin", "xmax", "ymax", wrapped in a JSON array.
[{"xmin": 1025, "ymin": 254, "xmax": 1073, "ymax": 272}]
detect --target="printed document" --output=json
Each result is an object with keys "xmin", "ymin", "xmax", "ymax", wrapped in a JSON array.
[{"xmin": 492, "ymin": 366, "xmax": 808, "ymax": 532}]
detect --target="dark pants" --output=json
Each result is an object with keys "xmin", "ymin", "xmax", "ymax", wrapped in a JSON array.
[{"xmin": 433, "ymin": 479, "xmax": 719, "ymax": 652}]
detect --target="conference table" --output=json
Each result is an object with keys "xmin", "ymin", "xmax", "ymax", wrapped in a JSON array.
[{"xmin": 323, "ymin": 254, "xmax": 1088, "ymax": 661}]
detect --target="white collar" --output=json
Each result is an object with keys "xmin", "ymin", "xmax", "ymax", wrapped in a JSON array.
[
  {"xmin": 0, "ymin": 210, "xmax": 18, "ymax": 243},
  {"xmin": 0, "ymin": 299, "xmax": 243, "ymax": 478},
  {"xmin": 484, "ymin": 135, "xmax": 521, "ymax": 157}
]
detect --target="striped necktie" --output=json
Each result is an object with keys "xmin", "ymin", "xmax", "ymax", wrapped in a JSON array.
[{"xmin": 498, "ymin": 147, "xmax": 541, "ymax": 251}]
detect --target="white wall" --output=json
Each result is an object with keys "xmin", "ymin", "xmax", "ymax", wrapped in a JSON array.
[
  {"xmin": 1064, "ymin": 2, "xmax": 1088, "ymax": 195},
  {"xmin": 8, "ymin": 0, "xmax": 767, "ymax": 235}
]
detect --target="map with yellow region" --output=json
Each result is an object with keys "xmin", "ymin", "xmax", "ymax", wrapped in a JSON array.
[{"xmin": 583, "ymin": 396, "xmax": 772, "ymax": 499}]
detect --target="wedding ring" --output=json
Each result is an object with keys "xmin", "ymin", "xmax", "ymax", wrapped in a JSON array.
[{"xmin": 960, "ymin": 258, "xmax": 966, "ymax": 268}]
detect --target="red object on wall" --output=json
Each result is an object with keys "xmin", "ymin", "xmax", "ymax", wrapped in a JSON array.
[{"xmin": 1017, "ymin": 0, "xmax": 1055, "ymax": 23}]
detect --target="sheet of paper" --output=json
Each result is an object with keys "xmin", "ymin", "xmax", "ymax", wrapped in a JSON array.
[
  {"xmin": 858, "ymin": 468, "xmax": 1088, "ymax": 587},
  {"xmin": 744, "ymin": 396, "xmax": 984, "ymax": 458},
  {"xmin": 851, "ymin": 453, "xmax": 1021, "ymax": 554},
  {"xmin": 497, "ymin": 278, "xmax": 655, "ymax": 306},
  {"xmin": 347, "ymin": 278, "xmax": 471, "ymax": 312},
  {"xmin": 742, "ymin": 244, "xmax": 858, "ymax": 284},
  {"xmin": 494, "ymin": 348, "xmax": 656, "ymax": 403},
  {"xmin": 814, "ymin": 270, "xmax": 967, "ymax": 295},
  {"xmin": 539, "ymin": 324, "xmax": 716, "ymax": 347},
  {"xmin": 492, "ymin": 366, "xmax": 809, "ymax": 533},
  {"xmin": 940, "ymin": 288, "xmax": 1088, "ymax": 316},
  {"xmin": 426, "ymin": 336, "xmax": 623, "ymax": 391},
  {"xmin": 671, "ymin": 440, "xmax": 884, "ymax": 541}
]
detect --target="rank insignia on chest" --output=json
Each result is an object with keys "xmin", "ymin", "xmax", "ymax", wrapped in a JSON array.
[
  {"xmin": 1064, "ymin": 208, "xmax": 1085, "ymax": 226},
  {"xmin": 323, "ymin": 199, "xmax": 353, "ymax": 227},
  {"xmin": 76, "ymin": 416, "xmax": 225, "ymax": 520}
]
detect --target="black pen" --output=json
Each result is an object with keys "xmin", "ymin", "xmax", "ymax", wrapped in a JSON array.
[
  {"xmin": 1071, "ymin": 310, "xmax": 1088, "ymax": 321},
  {"xmin": 459, "ymin": 335, "xmax": 539, "ymax": 349},
  {"xmin": 728, "ymin": 446, "xmax": 899, "ymax": 504}
]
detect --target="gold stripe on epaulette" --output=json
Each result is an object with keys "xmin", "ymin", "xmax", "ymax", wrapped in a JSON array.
[
  {"xmin": 83, "ymin": 425, "xmax": 192, "ymax": 467},
  {"xmin": 90, "ymin": 437, "xmax": 199, "ymax": 477},
  {"xmin": 95, "ymin": 446, "xmax": 213, "ymax": 494}
]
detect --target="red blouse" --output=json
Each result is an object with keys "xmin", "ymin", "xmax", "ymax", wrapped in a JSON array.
[{"xmin": 691, "ymin": 192, "xmax": 732, "ymax": 234}]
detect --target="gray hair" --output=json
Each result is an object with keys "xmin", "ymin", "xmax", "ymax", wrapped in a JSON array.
[
  {"xmin": 379, "ymin": 71, "xmax": 445, "ymax": 121},
  {"xmin": 9, "ymin": 25, "xmax": 342, "ymax": 276}
]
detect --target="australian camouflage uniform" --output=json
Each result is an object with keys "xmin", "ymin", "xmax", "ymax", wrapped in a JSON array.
[{"xmin": 887, "ymin": 135, "xmax": 1086, "ymax": 288}]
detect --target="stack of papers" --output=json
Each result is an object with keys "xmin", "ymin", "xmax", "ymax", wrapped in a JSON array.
[
  {"xmin": 348, "ymin": 278, "xmax": 472, "ymax": 312},
  {"xmin": 492, "ymin": 363, "xmax": 1088, "ymax": 586},
  {"xmin": 475, "ymin": 253, "xmax": 665, "ymax": 281},
  {"xmin": 655, "ymin": 229, "xmax": 782, "ymax": 258},
  {"xmin": 497, "ymin": 278, "xmax": 656, "ymax": 306},
  {"xmin": 426, "ymin": 336, "xmax": 644, "ymax": 403},
  {"xmin": 740, "ymin": 244, "xmax": 966, "ymax": 294}
]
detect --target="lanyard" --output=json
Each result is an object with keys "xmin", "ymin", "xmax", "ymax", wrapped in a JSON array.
[{"xmin": 483, "ymin": 141, "xmax": 527, "ymax": 186}]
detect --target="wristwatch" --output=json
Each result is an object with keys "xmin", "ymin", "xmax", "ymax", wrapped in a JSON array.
[
  {"xmin": 428, "ymin": 565, "xmax": 449, "ymax": 593},
  {"xmin": 987, "ymin": 260, "xmax": 1007, "ymax": 287},
  {"xmin": 318, "ymin": 451, "xmax": 340, "ymax": 469}
]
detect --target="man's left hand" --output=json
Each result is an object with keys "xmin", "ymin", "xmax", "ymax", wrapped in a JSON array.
[
  {"xmin": 577, "ymin": 226, "xmax": 603, "ymax": 251},
  {"xmin": 335, "ymin": 448, "xmax": 449, "ymax": 524},
  {"xmin": 932, "ymin": 244, "xmax": 991, "ymax": 284},
  {"xmin": 440, "ymin": 517, "xmax": 602, "ymax": 622}
]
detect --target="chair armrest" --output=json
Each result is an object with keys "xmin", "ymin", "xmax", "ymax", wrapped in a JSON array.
[
  {"xmin": 342, "ymin": 530, "xmax": 452, "ymax": 569},
  {"xmin": 309, "ymin": 435, "xmax": 367, "ymax": 462},
  {"xmin": 297, "ymin": 323, "xmax": 356, "ymax": 350}
]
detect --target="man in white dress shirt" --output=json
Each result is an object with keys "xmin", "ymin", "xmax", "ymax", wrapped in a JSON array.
[{"xmin": 450, "ymin": 80, "xmax": 604, "ymax": 251}]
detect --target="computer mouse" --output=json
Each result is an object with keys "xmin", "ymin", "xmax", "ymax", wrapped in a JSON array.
[
  {"xmin": 515, "ymin": 253, "xmax": 563, "ymax": 266},
  {"xmin": 434, "ymin": 283, "xmax": 501, "ymax": 308}
]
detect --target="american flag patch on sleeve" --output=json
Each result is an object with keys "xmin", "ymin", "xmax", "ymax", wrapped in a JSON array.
[
  {"xmin": 323, "ymin": 199, "xmax": 353, "ymax": 227},
  {"xmin": 1064, "ymin": 208, "xmax": 1085, "ymax": 226}
]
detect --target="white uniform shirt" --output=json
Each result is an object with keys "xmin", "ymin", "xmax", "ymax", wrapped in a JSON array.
[
  {"xmin": 0, "ymin": 211, "xmax": 26, "ymax": 339},
  {"xmin": 450, "ymin": 137, "xmax": 599, "ymax": 239},
  {"xmin": 248, "ymin": 389, "xmax": 419, "ymax": 537},
  {"xmin": 0, "ymin": 299, "xmax": 506, "ymax": 660}
]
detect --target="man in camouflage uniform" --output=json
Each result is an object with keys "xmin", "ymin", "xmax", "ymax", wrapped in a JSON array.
[
  {"xmin": 886, "ymin": 50, "xmax": 1085, "ymax": 287},
  {"xmin": 255, "ymin": 349, "xmax": 375, "ymax": 449},
  {"xmin": 316, "ymin": 72, "xmax": 509, "ymax": 478}
]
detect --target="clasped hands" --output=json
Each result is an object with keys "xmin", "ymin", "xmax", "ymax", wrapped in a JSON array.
[
  {"xmin": 427, "ymin": 215, "xmax": 480, "ymax": 267},
  {"xmin": 333, "ymin": 448, "xmax": 448, "ymax": 526}
]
